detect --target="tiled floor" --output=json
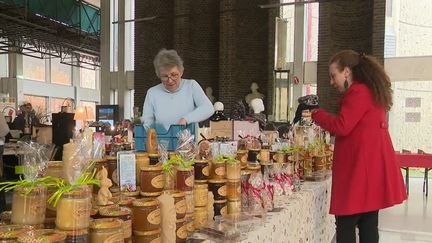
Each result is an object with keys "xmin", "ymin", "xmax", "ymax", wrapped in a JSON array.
[{"xmin": 379, "ymin": 177, "xmax": 432, "ymax": 242}]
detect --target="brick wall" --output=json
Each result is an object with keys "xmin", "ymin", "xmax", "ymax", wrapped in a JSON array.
[
  {"xmin": 134, "ymin": 0, "xmax": 174, "ymax": 110},
  {"xmin": 317, "ymin": 0, "xmax": 385, "ymax": 114},
  {"xmin": 134, "ymin": 0, "xmax": 277, "ymax": 113}
]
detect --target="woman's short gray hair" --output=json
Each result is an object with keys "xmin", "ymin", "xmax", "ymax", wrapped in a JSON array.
[{"xmin": 153, "ymin": 49, "xmax": 184, "ymax": 77}]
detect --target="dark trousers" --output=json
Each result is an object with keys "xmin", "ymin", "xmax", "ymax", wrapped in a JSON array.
[{"xmin": 335, "ymin": 210, "xmax": 379, "ymax": 243}]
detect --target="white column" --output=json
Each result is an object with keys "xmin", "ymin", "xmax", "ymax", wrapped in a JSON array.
[
  {"xmin": 291, "ymin": 4, "xmax": 305, "ymax": 120},
  {"xmin": 100, "ymin": 0, "xmax": 111, "ymax": 105},
  {"xmin": 117, "ymin": 0, "xmax": 126, "ymax": 120}
]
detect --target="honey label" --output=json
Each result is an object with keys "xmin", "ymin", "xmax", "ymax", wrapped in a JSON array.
[
  {"xmin": 220, "ymin": 206, "xmax": 228, "ymax": 216},
  {"xmin": 218, "ymin": 185, "xmax": 227, "ymax": 197},
  {"xmin": 202, "ymin": 166, "xmax": 209, "ymax": 176},
  {"xmin": 186, "ymin": 220, "xmax": 194, "ymax": 232},
  {"xmin": 123, "ymin": 219, "xmax": 132, "ymax": 238},
  {"xmin": 185, "ymin": 176, "xmax": 194, "ymax": 187},
  {"xmin": 215, "ymin": 167, "xmax": 225, "ymax": 176},
  {"xmin": 176, "ymin": 199, "xmax": 187, "ymax": 215},
  {"xmin": 74, "ymin": 202, "xmax": 90, "ymax": 221},
  {"xmin": 176, "ymin": 224, "xmax": 187, "ymax": 240},
  {"xmin": 150, "ymin": 237, "xmax": 161, "ymax": 243},
  {"xmin": 103, "ymin": 233, "xmax": 123, "ymax": 243},
  {"xmin": 151, "ymin": 174, "xmax": 165, "ymax": 189},
  {"xmin": 147, "ymin": 208, "xmax": 161, "ymax": 225}
]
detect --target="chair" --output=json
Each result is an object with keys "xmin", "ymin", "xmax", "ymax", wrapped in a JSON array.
[{"xmin": 418, "ymin": 149, "xmax": 431, "ymax": 196}]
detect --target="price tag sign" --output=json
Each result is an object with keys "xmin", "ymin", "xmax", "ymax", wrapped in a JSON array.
[{"xmin": 117, "ymin": 151, "xmax": 136, "ymax": 192}]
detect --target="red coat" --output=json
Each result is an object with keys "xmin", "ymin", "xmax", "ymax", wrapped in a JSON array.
[{"xmin": 312, "ymin": 82, "xmax": 407, "ymax": 215}]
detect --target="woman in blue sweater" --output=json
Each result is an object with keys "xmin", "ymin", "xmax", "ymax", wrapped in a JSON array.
[{"xmin": 142, "ymin": 49, "xmax": 214, "ymax": 131}]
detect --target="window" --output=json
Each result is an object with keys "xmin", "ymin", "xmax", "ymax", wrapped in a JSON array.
[
  {"xmin": 80, "ymin": 100, "xmax": 97, "ymax": 119},
  {"xmin": 80, "ymin": 68, "xmax": 96, "ymax": 89},
  {"xmin": 304, "ymin": 3, "xmax": 319, "ymax": 62},
  {"xmin": 22, "ymin": 56, "xmax": 45, "ymax": 81},
  {"xmin": 385, "ymin": 0, "xmax": 432, "ymax": 57},
  {"xmin": 388, "ymin": 81, "xmax": 432, "ymax": 152},
  {"xmin": 51, "ymin": 58, "xmax": 72, "ymax": 85},
  {"xmin": 50, "ymin": 97, "xmax": 67, "ymax": 113},
  {"xmin": 23, "ymin": 95, "xmax": 48, "ymax": 115}
]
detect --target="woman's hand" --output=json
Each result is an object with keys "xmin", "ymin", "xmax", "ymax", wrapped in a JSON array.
[{"xmin": 177, "ymin": 118, "xmax": 187, "ymax": 125}]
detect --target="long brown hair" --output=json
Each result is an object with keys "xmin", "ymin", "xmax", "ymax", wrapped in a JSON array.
[{"xmin": 329, "ymin": 50, "xmax": 393, "ymax": 111}]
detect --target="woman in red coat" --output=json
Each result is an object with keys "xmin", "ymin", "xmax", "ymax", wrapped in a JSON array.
[{"xmin": 311, "ymin": 50, "xmax": 407, "ymax": 243}]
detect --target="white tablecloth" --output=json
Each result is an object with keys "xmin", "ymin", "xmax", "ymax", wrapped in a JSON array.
[{"xmin": 240, "ymin": 178, "xmax": 335, "ymax": 243}]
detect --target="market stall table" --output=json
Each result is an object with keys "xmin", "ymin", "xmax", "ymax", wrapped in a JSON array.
[{"xmin": 240, "ymin": 178, "xmax": 334, "ymax": 243}]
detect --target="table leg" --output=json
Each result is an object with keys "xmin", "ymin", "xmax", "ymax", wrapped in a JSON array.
[
  {"xmin": 426, "ymin": 168, "xmax": 429, "ymax": 197},
  {"xmin": 406, "ymin": 167, "xmax": 409, "ymax": 195}
]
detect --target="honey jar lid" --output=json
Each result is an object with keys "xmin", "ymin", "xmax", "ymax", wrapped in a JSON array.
[
  {"xmin": 122, "ymin": 189, "xmax": 140, "ymax": 197},
  {"xmin": 227, "ymin": 199, "xmax": 241, "ymax": 203},
  {"xmin": 135, "ymin": 152, "xmax": 148, "ymax": 157},
  {"xmin": 48, "ymin": 161, "xmax": 63, "ymax": 167},
  {"xmin": 133, "ymin": 228, "xmax": 161, "ymax": 236},
  {"xmin": 176, "ymin": 217, "xmax": 186, "ymax": 224},
  {"xmin": 90, "ymin": 218, "xmax": 123, "ymax": 230},
  {"xmin": 194, "ymin": 159, "xmax": 208, "ymax": 164},
  {"xmin": 287, "ymin": 155, "xmax": 303, "ymax": 161},
  {"xmin": 248, "ymin": 148, "xmax": 261, "ymax": 151},
  {"xmin": 133, "ymin": 198, "xmax": 161, "ymax": 207},
  {"xmin": 99, "ymin": 206, "xmax": 131, "ymax": 217},
  {"xmin": 0, "ymin": 225, "xmax": 27, "ymax": 239},
  {"xmin": 185, "ymin": 213, "xmax": 195, "ymax": 218},
  {"xmin": 141, "ymin": 165, "xmax": 163, "ymax": 171},
  {"xmin": 106, "ymin": 156, "xmax": 117, "ymax": 161},
  {"xmin": 236, "ymin": 149, "xmax": 247, "ymax": 153},
  {"xmin": 214, "ymin": 199, "xmax": 227, "ymax": 204},
  {"xmin": 171, "ymin": 191, "xmax": 186, "ymax": 198},
  {"xmin": 194, "ymin": 183, "xmax": 208, "ymax": 189},
  {"xmin": 17, "ymin": 229, "xmax": 67, "ymax": 242},
  {"xmin": 98, "ymin": 204, "xmax": 120, "ymax": 215},
  {"xmin": 227, "ymin": 179, "xmax": 241, "ymax": 183},
  {"xmin": 260, "ymin": 162, "xmax": 273, "ymax": 166},
  {"xmin": 208, "ymin": 179, "xmax": 227, "ymax": 184},
  {"xmin": 119, "ymin": 197, "xmax": 135, "ymax": 206},
  {"xmin": 176, "ymin": 166, "xmax": 194, "ymax": 172},
  {"xmin": 60, "ymin": 229, "xmax": 88, "ymax": 237},
  {"xmin": 93, "ymin": 158, "xmax": 108, "ymax": 163},
  {"xmin": 246, "ymin": 165, "xmax": 261, "ymax": 170}
]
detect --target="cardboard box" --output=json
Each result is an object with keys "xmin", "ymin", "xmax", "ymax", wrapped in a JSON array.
[{"xmin": 210, "ymin": 120, "xmax": 260, "ymax": 140}]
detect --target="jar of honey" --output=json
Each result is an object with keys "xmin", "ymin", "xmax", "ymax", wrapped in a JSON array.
[
  {"xmin": 193, "ymin": 160, "xmax": 209, "ymax": 182},
  {"xmin": 226, "ymin": 179, "xmax": 241, "ymax": 201},
  {"xmin": 55, "ymin": 186, "xmax": 91, "ymax": 231},
  {"xmin": 99, "ymin": 206, "xmax": 132, "ymax": 241},
  {"xmin": 226, "ymin": 161, "xmax": 241, "ymax": 180},
  {"xmin": 135, "ymin": 152, "xmax": 149, "ymax": 185},
  {"xmin": 132, "ymin": 199, "xmax": 161, "ymax": 232},
  {"xmin": 214, "ymin": 200, "xmax": 227, "ymax": 216},
  {"xmin": 11, "ymin": 185, "xmax": 47, "ymax": 226},
  {"xmin": 140, "ymin": 165, "xmax": 165, "ymax": 197},
  {"xmin": 210, "ymin": 161, "xmax": 226, "ymax": 179},
  {"xmin": 176, "ymin": 167, "xmax": 194, "ymax": 192},
  {"xmin": 208, "ymin": 179, "xmax": 226, "ymax": 201},
  {"xmin": 193, "ymin": 206, "xmax": 207, "ymax": 230},
  {"xmin": 227, "ymin": 199, "xmax": 241, "ymax": 214},
  {"xmin": 185, "ymin": 213, "xmax": 194, "ymax": 234},
  {"xmin": 176, "ymin": 217, "xmax": 187, "ymax": 243},
  {"xmin": 193, "ymin": 184, "xmax": 208, "ymax": 207},
  {"xmin": 247, "ymin": 149, "xmax": 260, "ymax": 164},
  {"xmin": 0, "ymin": 225, "xmax": 27, "ymax": 242},
  {"xmin": 185, "ymin": 191, "xmax": 194, "ymax": 214},
  {"xmin": 171, "ymin": 191, "xmax": 186, "ymax": 219},
  {"xmin": 89, "ymin": 218, "xmax": 123, "ymax": 243},
  {"xmin": 236, "ymin": 150, "xmax": 248, "ymax": 169},
  {"xmin": 46, "ymin": 161, "xmax": 64, "ymax": 178},
  {"xmin": 17, "ymin": 229, "xmax": 67, "ymax": 243},
  {"xmin": 133, "ymin": 229, "xmax": 161, "ymax": 243}
]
